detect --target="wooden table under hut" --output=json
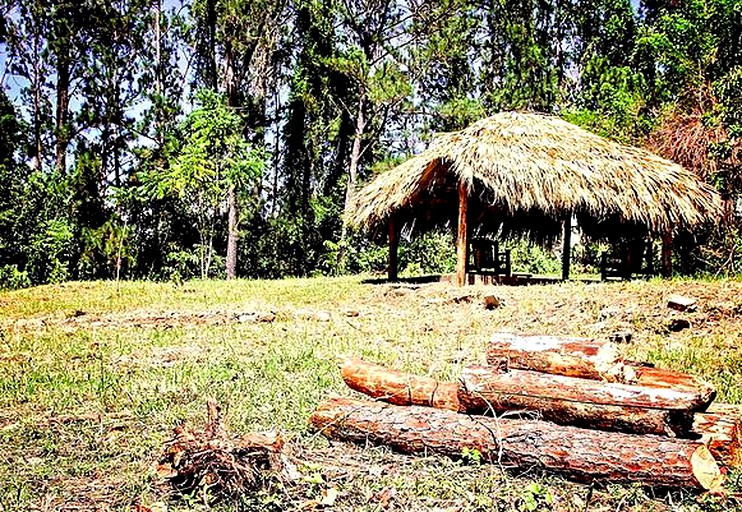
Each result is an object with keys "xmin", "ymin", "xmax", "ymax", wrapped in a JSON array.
[{"xmin": 345, "ymin": 112, "xmax": 721, "ymax": 286}]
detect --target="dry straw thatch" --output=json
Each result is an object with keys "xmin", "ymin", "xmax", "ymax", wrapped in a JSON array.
[{"xmin": 347, "ymin": 112, "xmax": 722, "ymax": 238}]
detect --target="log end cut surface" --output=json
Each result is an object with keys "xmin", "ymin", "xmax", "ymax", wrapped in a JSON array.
[{"xmin": 691, "ymin": 446, "xmax": 725, "ymax": 491}]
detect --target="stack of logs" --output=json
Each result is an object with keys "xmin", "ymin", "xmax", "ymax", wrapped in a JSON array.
[{"xmin": 310, "ymin": 333, "xmax": 742, "ymax": 491}]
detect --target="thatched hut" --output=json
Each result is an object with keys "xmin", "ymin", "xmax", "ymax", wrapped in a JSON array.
[{"xmin": 346, "ymin": 112, "xmax": 722, "ymax": 285}]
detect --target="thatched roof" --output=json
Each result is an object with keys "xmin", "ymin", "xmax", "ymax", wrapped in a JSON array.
[{"xmin": 347, "ymin": 112, "xmax": 722, "ymax": 239}]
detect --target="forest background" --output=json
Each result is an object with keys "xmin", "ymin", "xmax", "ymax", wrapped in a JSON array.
[{"xmin": 0, "ymin": 0, "xmax": 741, "ymax": 287}]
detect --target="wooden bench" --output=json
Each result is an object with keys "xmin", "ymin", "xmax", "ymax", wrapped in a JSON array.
[
  {"xmin": 467, "ymin": 239, "xmax": 511, "ymax": 277},
  {"xmin": 600, "ymin": 252, "xmax": 630, "ymax": 281},
  {"xmin": 512, "ymin": 272, "xmax": 533, "ymax": 280}
]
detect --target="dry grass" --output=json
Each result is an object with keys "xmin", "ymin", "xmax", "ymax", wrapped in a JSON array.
[
  {"xmin": 647, "ymin": 85, "xmax": 741, "ymax": 181},
  {"xmin": 2, "ymin": 276, "xmax": 742, "ymax": 510},
  {"xmin": 347, "ymin": 112, "xmax": 722, "ymax": 238}
]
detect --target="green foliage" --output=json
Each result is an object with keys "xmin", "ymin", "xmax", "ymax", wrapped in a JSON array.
[
  {"xmin": 77, "ymin": 220, "xmax": 135, "ymax": 280},
  {"xmin": 163, "ymin": 248, "xmax": 202, "ymax": 282},
  {"xmin": 318, "ymin": 229, "xmax": 457, "ymax": 278},
  {"xmin": 319, "ymin": 237, "xmax": 388, "ymax": 277},
  {"xmin": 460, "ymin": 446, "xmax": 482, "ymax": 465},
  {"xmin": 507, "ymin": 240, "xmax": 562, "ymax": 275},
  {"xmin": 145, "ymin": 90, "xmax": 264, "ymax": 201},
  {"xmin": 517, "ymin": 482, "xmax": 554, "ymax": 511},
  {"xmin": 0, "ymin": 265, "xmax": 32, "ymax": 290},
  {"xmin": 437, "ymin": 97, "xmax": 486, "ymax": 132},
  {"xmin": 27, "ymin": 218, "xmax": 74, "ymax": 284},
  {"xmin": 399, "ymin": 231, "xmax": 457, "ymax": 277},
  {"xmin": 140, "ymin": 89, "xmax": 265, "ymax": 278},
  {"xmin": 1, "ymin": 0, "xmax": 741, "ymax": 284},
  {"xmin": 368, "ymin": 61, "xmax": 412, "ymax": 105}
]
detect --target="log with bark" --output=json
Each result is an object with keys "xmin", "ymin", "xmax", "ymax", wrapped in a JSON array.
[
  {"xmin": 486, "ymin": 333, "xmax": 716, "ymax": 404},
  {"xmin": 692, "ymin": 404, "xmax": 742, "ymax": 467},
  {"xmin": 693, "ymin": 412, "xmax": 742, "ymax": 468},
  {"xmin": 461, "ymin": 390, "xmax": 691, "ymax": 436},
  {"xmin": 341, "ymin": 358, "xmax": 690, "ymax": 435},
  {"xmin": 340, "ymin": 358, "xmax": 462, "ymax": 412},
  {"xmin": 310, "ymin": 397, "xmax": 723, "ymax": 490},
  {"xmin": 632, "ymin": 366, "xmax": 716, "ymax": 407},
  {"xmin": 486, "ymin": 333, "xmax": 629, "ymax": 381},
  {"xmin": 459, "ymin": 365, "xmax": 713, "ymax": 412},
  {"xmin": 458, "ymin": 364, "xmax": 697, "ymax": 436}
]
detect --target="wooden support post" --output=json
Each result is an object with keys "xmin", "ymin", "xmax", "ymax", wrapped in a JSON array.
[
  {"xmin": 387, "ymin": 215, "xmax": 398, "ymax": 282},
  {"xmin": 456, "ymin": 180, "xmax": 468, "ymax": 287},
  {"xmin": 600, "ymin": 252, "xmax": 608, "ymax": 281},
  {"xmin": 562, "ymin": 214, "xmax": 572, "ymax": 281},
  {"xmin": 625, "ymin": 245, "xmax": 633, "ymax": 280},
  {"xmin": 662, "ymin": 231, "xmax": 673, "ymax": 278}
]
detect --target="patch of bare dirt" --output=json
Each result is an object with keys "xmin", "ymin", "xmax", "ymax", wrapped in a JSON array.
[{"xmin": 5, "ymin": 306, "xmax": 362, "ymax": 332}]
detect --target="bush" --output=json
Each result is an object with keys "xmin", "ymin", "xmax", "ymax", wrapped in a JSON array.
[
  {"xmin": 399, "ymin": 230, "xmax": 456, "ymax": 276},
  {"xmin": 77, "ymin": 220, "xmax": 136, "ymax": 280},
  {"xmin": 162, "ymin": 248, "xmax": 201, "ymax": 282},
  {"xmin": 319, "ymin": 237, "xmax": 388, "ymax": 276},
  {"xmin": 319, "ymin": 229, "xmax": 457, "ymax": 278},
  {"xmin": 506, "ymin": 239, "xmax": 562, "ymax": 275},
  {"xmin": 26, "ymin": 219, "xmax": 74, "ymax": 284},
  {"xmin": 0, "ymin": 265, "xmax": 31, "ymax": 290}
]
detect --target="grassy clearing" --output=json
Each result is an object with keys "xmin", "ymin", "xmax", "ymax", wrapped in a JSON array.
[{"xmin": 2, "ymin": 276, "xmax": 742, "ymax": 511}]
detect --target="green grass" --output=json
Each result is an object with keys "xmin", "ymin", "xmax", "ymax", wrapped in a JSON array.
[{"xmin": 2, "ymin": 276, "xmax": 742, "ymax": 510}]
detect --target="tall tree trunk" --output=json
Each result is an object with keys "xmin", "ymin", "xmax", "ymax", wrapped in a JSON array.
[
  {"xmin": 32, "ymin": 35, "xmax": 43, "ymax": 171},
  {"xmin": 54, "ymin": 76, "xmax": 68, "ymax": 174},
  {"xmin": 206, "ymin": 0, "xmax": 218, "ymax": 91},
  {"xmin": 226, "ymin": 185, "xmax": 239, "ymax": 279},
  {"xmin": 153, "ymin": 0, "xmax": 164, "ymax": 147},
  {"xmin": 54, "ymin": 24, "xmax": 71, "ymax": 175},
  {"xmin": 342, "ymin": 94, "xmax": 366, "ymax": 238},
  {"xmin": 224, "ymin": 46, "xmax": 240, "ymax": 279}
]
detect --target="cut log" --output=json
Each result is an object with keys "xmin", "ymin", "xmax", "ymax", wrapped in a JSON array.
[
  {"xmin": 693, "ymin": 412, "xmax": 742, "ymax": 468},
  {"xmin": 459, "ymin": 365, "xmax": 713, "ymax": 412},
  {"xmin": 692, "ymin": 404, "xmax": 742, "ymax": 467},
  {"xmin": 340, "ymin": 358, "xmax": 461, "ymax": 412},
  {"xmin": 486, "ymin": 333, "xmax": 716, "ymax": 405},
  {"xmin": 706, "ymin": 403, "xmax": 742, "ymax": 417},
  {"xmin": 310, "ymin": 398, "xmax": 723, "ymax": 490},
  {"xmin": 631, "ymin": 366, "xmax": 715, "ymax": 407},
  {"xmin": 460, "ymin": 389, "xmax": 690, "ymax": 436},
  {"xmin": 668, "ymin": 295, "xmax": 697, "ymax": 312},
  {"xmin": 486, "ymin": 333, "xmax": 630, "ymax": 381}
]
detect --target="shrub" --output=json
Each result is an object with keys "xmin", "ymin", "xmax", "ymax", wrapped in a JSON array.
[{"xmin": 0, "ymin": 264, "xmax": 31, "ymax": 290}]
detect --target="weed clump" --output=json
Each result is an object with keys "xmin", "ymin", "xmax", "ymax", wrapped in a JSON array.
[{"xmin": 157, "ymin": 399, "xmax": 295, "ymax": 504}]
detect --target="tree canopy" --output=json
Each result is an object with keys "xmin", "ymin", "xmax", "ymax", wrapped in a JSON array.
[{"xmin": 0, "ymin": 0, "xmax": 740, "ymax": 286}]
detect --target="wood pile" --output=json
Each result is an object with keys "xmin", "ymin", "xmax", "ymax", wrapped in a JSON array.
[{"xmin": 310, "ymin": 333, "xmax": 742, "ymax": 491}]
